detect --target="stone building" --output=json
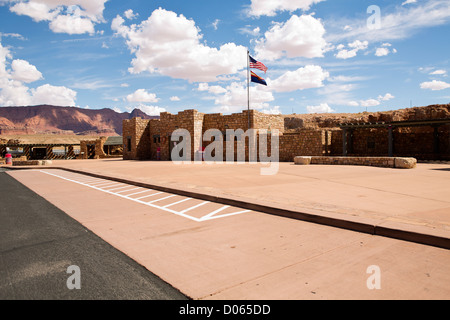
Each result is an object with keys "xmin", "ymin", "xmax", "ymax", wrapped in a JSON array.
[
  {"xmin": 80, "ymin": 136, "xmax": 123, "ymax": 159},
  {"xmin": 122, "ymin": 105, "xmax": 450, "ymax": 162},
  {"xmin": 123, "ymin": 109, "xmax": 332, "ymax": 162}
]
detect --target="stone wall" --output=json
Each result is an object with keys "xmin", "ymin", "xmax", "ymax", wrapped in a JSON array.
[
  {"xmin": 279, "ymin": 130, "xmax": 329, "ymax": 162},
  {"xmin": 80, "ymin": 137, "xmax": 107, "ymax": 160},
  {"xmin": 122, "ymin": 118, "xmax": 151, "ymax": 160},
  {"xmin": 295, "ymin": 156, "xmax": 417, "ymax": 169},
  {"xmin": 123, "ymin": 104, "xmax": 450, "ymax": 162}
]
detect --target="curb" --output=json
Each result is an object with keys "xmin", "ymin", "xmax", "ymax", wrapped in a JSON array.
[{"xmin": 5, "ymin": 165, "xmax": 450, "ymax": 250}]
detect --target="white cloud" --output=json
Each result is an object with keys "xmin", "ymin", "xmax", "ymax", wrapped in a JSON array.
[
  {"xmin": 211, "ymin": 19, "xmax": 220, "ymax": 30},
  {"xmin": 11, "ymin": 59, "xmax": 43, "ymax": 83},
  {"xmin": 124, "ymin": 9, "xmax": 138, "ymax": 20},
  {"xmin": 306, "ymin": 103, "xmax": 335, "ymax": 114},
  {"xmin": 335, "ymin": 49, "xmax": 357, "ymax": 60},
  {"xmin": 261, "ymin": 105, "xmax": 282, "ymax": 115},
  {"xmin": 31, "ymin": 84, "xmax": 77, "ymax": 106},
  {"xmin": 420, "ymin": 80, "xmax": 450, "ymax": 91},
  {"xmin": 197, "ymin": 83, "xmax": 227, "ymax": 94},
  {"xmin": 347, "ymin": 101, "xmax": 360, "ymax": 107},
  {"xmin": 402, "ymin": 0, "xmax": 417, "ymax": 5},
  {"xmin": 0, "ymin": 41, "xmax": 76, "ymax": 106},
  {"xmin": 209, "ymin": 81, "xmax": 274, "ymax": 113},
  {"xmin": 112, "ymin": 8, "xmax": 247, "ymax": 82},
  {"xmin": 135, "ymin": 104, "xmax": 167, "ymax": 116},
  {"xmin": 255, "ymin": 14, "xmax": 327, "ymax": 61},
  {"xmin": 430, "ymin": 69, "xmax": 447, "ymax": 75},
  {"xmin": 126, "ymin": 89, "xmax": 160, "ymax": 103},
  {"xmin": 238, "ymin": 25, "xmax": 261, "ymax": 37},
  {"xmin": 360, "ymin": 98, "xmax": 381, "ymax": 107},
  {"xmin": 375, "ymin": 47, "xmax": 390, "ymax": 57},
  {"xmin": 7, "ymin": 0, "xmax": 107, "ymax": 35},
  {"xmin": 49, "ymin": 12, "xmax": 95, "ymax": 34},
  {"xmin": 378, "ymin": 93, "xmax": 395, "ymax": 101},
  {"xmin": 335, "ymin": 40, "xmax": 368, "ymax": 59},
  {"xmin": 269, "ymin": 65, "xmax": 329, "ymax": 92},
  {"xmin": 248, "ymin": 0, "xmax": 325, "ymax": 17},
  {"xmin": 170, "ymin": 96, "xmax": 180, "ymax": 101}
]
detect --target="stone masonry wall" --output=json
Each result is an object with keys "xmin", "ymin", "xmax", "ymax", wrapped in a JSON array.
[{"xmin": 123, "ymin": 117, "xmax": 151, "ymax": 160}]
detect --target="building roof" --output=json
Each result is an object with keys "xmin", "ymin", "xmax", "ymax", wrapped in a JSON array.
[{"xmin": 104, "ymin": 136, "xmax": 123, "ymax": 146}]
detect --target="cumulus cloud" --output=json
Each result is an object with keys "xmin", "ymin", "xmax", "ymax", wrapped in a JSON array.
[
  {"xmin": 124, "ymin": 9, "xmax": 138, "ymax": 20},
  {"xmin": 134, "ymin": 104, "xmax": 167, "ymax": 116},
  {"xmin": 260, "ymin": 105, "xmax": 282, "ymax": 115},
  {"xmin": 7, "ymin": 0, "xmax": 107, "ymax": 35},
  {"xmin": 269, "ymin": 65, "xmax": 329, "ymax": 92},
  {"xmin": 420, "ymin": 80, "xmax": 450, "ymax": 91},
  {"xmin": 306, "ymin": 103, "xmax": 335, "ymax": 114},
  {"xmin": 11, "ymin": 59, "xmax": 43, "ymax": 83},
  {"xmin": 375, "ymin": 47, "xmax": 390, "ymax": 57},
  {"xmin": 248, "ymin": 0, "xmax": 325, "ymax": 17},
  {"xmin": 197, "ymin": 83, "xmax": 228, "ymax": 94},
  {"xmin": 335, "ymin": 40, "xmax": 368, "ymax": 59},
  {"xmin": 126, "ymin": 89, "xmax": 160, "ymax": 103},
  {"xmin": 378, "ymin": 93, "xmax": 395, "ymax": 101},
  {"xmin": 31, "ymin": 84, "xmax": 77, "ymax": 105},
  {"xmin": 0, "ymin": 41, "xmax": 76, "ymax": 106},
  {"xmin": 112, "ymin": 8, "xmax": 247, "ymax": 83},
  {"xmin": 255, "ymin": 14, "xmax": 327, "ymax": 61},
  {"xmin": 359, "ymin": 98, "xmax": 381, "ymax": 107}
]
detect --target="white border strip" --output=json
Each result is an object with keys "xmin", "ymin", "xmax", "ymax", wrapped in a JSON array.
[{"xmin": 38, "ymin": 170, "xmax": 250, "ymax": 222}]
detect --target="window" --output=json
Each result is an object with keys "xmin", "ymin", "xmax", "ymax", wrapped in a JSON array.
[{"xmin": 127, "ymin": 137, "xmax": 132, "ymax": 152}]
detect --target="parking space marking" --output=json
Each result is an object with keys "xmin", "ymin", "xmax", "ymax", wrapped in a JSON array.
[{"xmin": 39, "ymin": 170, "xmax": 250, "ymax": 222}]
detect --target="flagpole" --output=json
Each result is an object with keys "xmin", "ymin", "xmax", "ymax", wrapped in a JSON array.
[{"xmin": 247, "ymin": 49, "xmax": 250, "ymax": 130}]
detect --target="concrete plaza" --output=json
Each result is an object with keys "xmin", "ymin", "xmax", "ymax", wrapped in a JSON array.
[{"xmin": 4, "ymin": 159, "xmax": 450, "ymax": 299}]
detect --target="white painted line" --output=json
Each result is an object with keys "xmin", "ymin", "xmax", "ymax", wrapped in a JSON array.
[
  {"xmin": 107, "ymin": 185, "xmax": 133, "ymax": 192},
  {"xmin": 38, "ymin": 170, "xmax": 249, "ymax": 222},
  {"xmin": 180, "ymin": 201, "xmax": 209, "ymax": 213},
  {"xmin": 88, "ymin": 181, "xmax": 119, "ymax": 187},
  {"xmin": 163, "ymin": 198, "xmax": 191, "ymax": 208},
  {"xmin": 126, "ymin": 189, "xmax": 155, "ymax": 197},
  {"xmin": 135, "ymin": 192, "xmax": 163, "ymax": 200},
  {"xmin": 199, "ymin": 206, "xmax": 229, "ymax": 221},
  {"xmin": 115, "ymin": 187, "xmax": 142, "ymax": 194},
  {"xmin": 100, "ymin": 183, "xmax": 125, "ymax": 189},
  {"xmin": 147, "ymin": 195, "xmax": 177, "ymax": 204},
  {"xmin": 39, "ymin": 170, "xmax": 202, "ymax": 222},
  {"xmin": 203, "ymin": 209, "xmax": 251, "ymax": 221}
]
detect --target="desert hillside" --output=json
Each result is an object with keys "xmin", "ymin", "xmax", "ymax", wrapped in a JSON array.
[{"xmin": 0, "ymin": 105, "xmax": 157, "ymax": 136}]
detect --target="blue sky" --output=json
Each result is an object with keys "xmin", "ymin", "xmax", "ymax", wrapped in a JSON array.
[{"xmin": 0, "ymin": 0, "xmax": 449, "ymax": 116}]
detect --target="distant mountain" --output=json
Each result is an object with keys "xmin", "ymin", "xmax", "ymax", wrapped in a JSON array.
[{"xmin": 0, "ymin": 105, "xmax": 159, "ymax": 136}]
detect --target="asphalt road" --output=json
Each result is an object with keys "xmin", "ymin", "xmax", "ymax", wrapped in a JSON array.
[{"xmin": 0, "ymin": 168, "xmax": 188, "ymax": 300}]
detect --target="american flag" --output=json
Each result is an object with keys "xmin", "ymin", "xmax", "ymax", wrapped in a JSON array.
[{"xmin": 249, "ymin": 55, "xmax": 268, "ymax": 73}]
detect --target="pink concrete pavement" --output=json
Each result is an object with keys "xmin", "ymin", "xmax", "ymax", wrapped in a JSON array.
[
  {"xmin": 5, "ymin": 161, "xmax": 450, "ymax": 299},
  {"xmin": 14, "ymin": 159, "xmax": 450, "ymax": 241}
]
